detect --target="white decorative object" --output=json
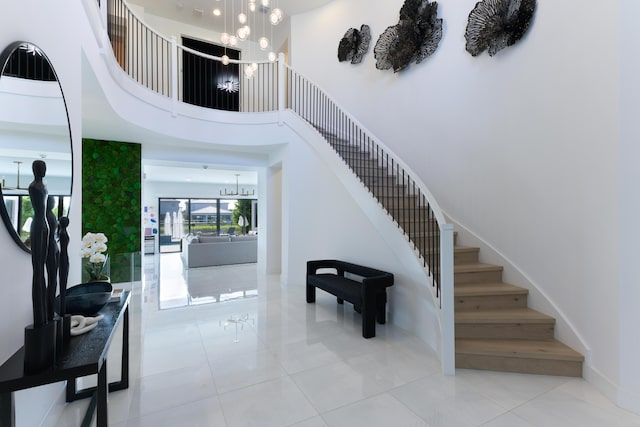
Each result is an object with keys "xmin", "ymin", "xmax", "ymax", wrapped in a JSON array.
[{"xmin": 70, "ymin": 314, "xmax": 104, "ymax": 336}]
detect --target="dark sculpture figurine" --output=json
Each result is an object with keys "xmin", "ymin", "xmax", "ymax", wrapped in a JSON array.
[
  {"xmin": 465, "ymin": 0, "xmax": 536, "ymax": 57},
  {"xmin": 29, "ymin": 160, "xmax": 49, "ymax": 327},
  {"xmin": 46, "ymin": 195, "xmax": 59, "ymax": 321},
  {"xmin": 374, "ymin": 0, "xmax": 443, "ymax": 72},
  {"xmin": 58, "ymin": 217, "xmax": 70, "ymax": 316},
  {"xmin": 58, "ymin": 216, "xmax": 71, "ymax": 343},
  {"xmin": 337, "ymin": 25, "xmax": 371, "ymax": 64},
  {"xmin": 24, "ymin": 160, "xmax": 57, "ymax": 372}
]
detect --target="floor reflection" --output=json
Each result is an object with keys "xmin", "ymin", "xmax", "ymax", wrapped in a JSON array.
[{"xmin": 151, "ymin": 252, "xmax": 258, "ymax": 310}]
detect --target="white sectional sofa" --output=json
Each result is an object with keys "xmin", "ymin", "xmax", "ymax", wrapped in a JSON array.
[{"xmin": 181, "ymin": 234, "xmax": 258, "ymax": 268}]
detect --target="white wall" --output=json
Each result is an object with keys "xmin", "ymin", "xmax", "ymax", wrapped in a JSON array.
[
  {"xmin": 618, "ymin": 0, "xmax": 640, "ymax": 414},
  {"xmin": 291, "ymin": 0, "xmax": 627, "ymax": 411},
  {"xmin": 0, "ymin": 1, "xmax": 83, "ymax": 425}
]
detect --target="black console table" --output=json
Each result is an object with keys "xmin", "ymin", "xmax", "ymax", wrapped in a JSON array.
[{"xmin": 0, "ymin": 291, "xmax": 130, "ymax": 427}]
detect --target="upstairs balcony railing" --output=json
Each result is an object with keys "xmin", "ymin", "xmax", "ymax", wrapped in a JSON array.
[{"xmin": 93, "ymin": 0, "xmax": 454, "ymax": 374}]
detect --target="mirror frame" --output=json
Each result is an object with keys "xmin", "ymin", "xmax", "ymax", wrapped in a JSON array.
[{"xmin": 0, "ymin": 41, "xmax": 73, "ymax": 253}]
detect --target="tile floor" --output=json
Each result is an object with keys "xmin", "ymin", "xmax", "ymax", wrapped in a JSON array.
[{"xmin": 54, "ymin": 253, "xmax": 640, "ymax": 426}]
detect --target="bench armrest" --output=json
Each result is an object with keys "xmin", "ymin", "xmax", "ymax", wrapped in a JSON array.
[{"xmin": 307, "ymin": 260, "xmax": 344, "ymax": 276}]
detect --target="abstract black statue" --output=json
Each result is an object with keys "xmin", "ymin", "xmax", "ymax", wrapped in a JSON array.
[
  {"xmin": 465, "ymin": 0, "xmax": 536, "ymax": 57},
  {"xmin": 46, "ymin": 195, "xmax": 59, "ymax": 321},
  {"xmin": 58, "ymin": 216, "xmax": 71, "ymax": 343},
  {"xmin": 29, "ymin": 160, "xmax": 49, "ymax": 327},
  {"xmin": 58, "ymin": 217, "xmax": 70, "ymax": 316},
  {"xmin": 25, "ymin": 160, "xmax": 57, "ymax": 372},
  {"xmin": 338, "ymin": 25, "xmax": 371, "ymax": 64},
  {"xmin": 374, "ymin": 0, "xmax": 443, "ymax": 72}
]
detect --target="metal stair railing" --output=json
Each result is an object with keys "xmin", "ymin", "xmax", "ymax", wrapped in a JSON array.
[{"xmin": 284, "ymin": 65, "xmax": 447, "ymax": 298}]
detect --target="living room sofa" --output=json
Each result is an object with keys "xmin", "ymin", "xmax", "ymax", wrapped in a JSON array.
[{"xmin": 181, "ymin": 234, "xmax": 258, "ymax": 268}]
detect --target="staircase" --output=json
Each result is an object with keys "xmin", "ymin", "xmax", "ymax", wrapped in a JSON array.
[
  {"xmin": 317, "ymin": 128, "xmax": 584, "ymax": 377},
  {"xmin": 454, "ymin": 243, "xmax": 584, "ymax": 376}
]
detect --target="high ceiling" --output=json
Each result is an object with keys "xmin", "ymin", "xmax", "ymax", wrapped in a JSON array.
[
  {"xmin": 127, "ymin": 0, "xmax": 333, "ymax": 33},
  {"xmin": 116, "ymin": 0, "xmax": 334, "ymax": 186}
]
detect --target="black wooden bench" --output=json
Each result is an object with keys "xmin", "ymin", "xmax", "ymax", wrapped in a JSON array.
[{"xmin": 306, "ymin": 260, "xmax": 394, "ymax": 338}]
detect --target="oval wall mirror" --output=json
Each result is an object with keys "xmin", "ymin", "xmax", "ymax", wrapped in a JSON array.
[{"xmin": 0, "ymin": 41, "xmax": 72, "ymax": 253}]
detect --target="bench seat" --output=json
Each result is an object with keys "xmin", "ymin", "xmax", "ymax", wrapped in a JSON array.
[{"xmin": 306, "ymin": 260, "xmax": 394, "ymax": 338}]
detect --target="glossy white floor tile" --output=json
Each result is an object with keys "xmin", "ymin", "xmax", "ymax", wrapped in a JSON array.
[{"xmin": 54, "ymin": 253, "xmax": 640, "ymax": 426}]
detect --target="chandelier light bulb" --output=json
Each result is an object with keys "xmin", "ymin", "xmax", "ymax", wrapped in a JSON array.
[
  {"xmin": 249, "ymin": 2, "xmax": 256, "ymax": 12},
  {"xmin": 268, "ymin": 51, "xmax": 277, "ymax": 62},
  {"xmin": 220, "ymin": 32, "xmax": 230, "ymax": 45},
  {"xmin": 251, "ymin": 62, "xmax": 258, "ymax": 71},
  {"xmin": 244, "ymin": 25, "xmax": 251, "ymax": 36},
  {"xmin": 258, "ymin": 37, "xmax": 269, "ymax": 50},
  {"xmin": 236, "ymin": 26, "xmax": 248, "ymax": 40},
  {"xmin": 221, "ymin": 55, "xmax": 230, "ymax": 65},
  {"xmin": 245, "ymin": 65, "xmax": 254, "ymax": 78},
  {"xmin": 270, "ymin": 8, "xmax": 283, "ymax": 25},
  {"xmin": 213, "ymin": 8, "xmax": 221, "ymax": 16},
  {"xmin": 238, "ymin": 12, "xmax": 247, "ymax": 24},
  {"xmin": 261, "ymin": 0, "xmax": 269, "ymax": 7},
  {"xmin": 229, "ymin": 36, "xmax": 238, "ymax": 46}
]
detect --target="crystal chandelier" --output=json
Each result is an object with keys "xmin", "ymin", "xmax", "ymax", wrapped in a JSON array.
[{"xmin": 216, "ymin": 0, "xmax": 284, "ymax": 70}]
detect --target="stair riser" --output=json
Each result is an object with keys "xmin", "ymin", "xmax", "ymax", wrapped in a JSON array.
[
  {"xmin": 456, "ymin": 323, "xmax": 555, "ymax": 340},
  {"xmin": 377, "ymin": 198, "xmax": 420, "ymax": 211},
  {"xmin": 455, "ymin": 250, "xmax": 479, "ymax": 264},
  {"xmin": 372, "ymin": 187, "xmax": 408, "ymax": 199},
  {"xmin": 456, "ymin": 354, "xmax": 582, "ymax": 377},
  {"xmin": 455, "ymin": 269, "xmax": 502, "ymax": 284},
  {"xmin": 334, "ymin": 149, "xmax": 370, "ymax": 159},
  {"xmin": 455, "ymin": 294, "xmax": 527, "ymax": 311},
  {"xmin": 410, "ymin": 234, "xmax": 459, "ymax": 248},
  {"xmin": 397, "ymin": 224, "xmax": 440, "ymax": 237},
  {"xmin": 353, "ymin": 169, "xmax": 390, "ymax": 178}
]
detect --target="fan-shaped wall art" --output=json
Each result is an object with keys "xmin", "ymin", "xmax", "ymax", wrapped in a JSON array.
[
  {"xmin": 338, "ymin": 25, "xmax": 371, "ymax": 64},
  {"xmin": 465, "ymin": 0, "xmax": 536, "ymax": 57},
  {"xmin": 373, "ymin": 0, "xmax": 443, "ymax": 73}
]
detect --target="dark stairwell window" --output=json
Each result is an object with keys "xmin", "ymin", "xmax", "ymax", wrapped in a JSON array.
[{"xmin": 182, "ymin": 36, "xmax": 240, "ymax": 111}]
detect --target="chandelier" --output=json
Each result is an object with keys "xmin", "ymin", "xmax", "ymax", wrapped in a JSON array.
[
  {"xmin": 0, "ymin": 161, "xmax": 28, "ymax": 192},
  {"xmin": 220, "ymin": 174, "xmax": 255, "ymax": 197},
  {"xmin": 217, "ymin": 0, "xmax": 284, "ymax": 76}
]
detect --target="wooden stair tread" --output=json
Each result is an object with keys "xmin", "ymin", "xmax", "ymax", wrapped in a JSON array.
[
  {"xmin": 456, "ymin": 338, "xmax": 584, "ymax": 362},
  {"xmin": 455, "ymin": 282, "xmax": 528, "ymax": 297},
  {"xmin": 455, "ymin": 263, "xmax": 503, "ymax": 273},
  {"xmin": 456, "ymin": 308, "xmax": 555, "ymax": 323},
  {"xmin": 455, "ymin": 245, "xmax": 479, "ymax": 253}
]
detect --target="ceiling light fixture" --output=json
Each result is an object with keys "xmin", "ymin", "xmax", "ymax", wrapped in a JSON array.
[
  {"xmin": 0, "ymin": 161, "xmax": 27, "ymax": 192},
  {"xmin": 220, "ymin": 174, "xmax": 255, "ymax": 197},
  {"xmin": 214, "ymin": 0, "xmax": 284, "ymax": 65},
  {"xmin": 217, "ymin": 80, "xmax": 239, "ymax": 93}
]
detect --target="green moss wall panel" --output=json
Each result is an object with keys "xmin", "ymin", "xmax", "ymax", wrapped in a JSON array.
[{"xmin": 82, "ymin": 139, "xmax": 141, "ymax": 283}]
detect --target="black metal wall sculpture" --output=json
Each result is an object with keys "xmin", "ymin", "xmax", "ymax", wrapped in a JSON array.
[
  {"xmin": 338, "ymin": 25, "xmax": 371, "ymax": 64},
  {"xmin": 465, "ymin": 0, "xmax": 536, "ymax": 57},
  {"xmin": 374, "ymin": 0, "xmax": 443, "ymax": 73}
]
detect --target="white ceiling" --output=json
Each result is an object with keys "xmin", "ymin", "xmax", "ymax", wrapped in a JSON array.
[
  {"xmin": 127, "ymin": 0, "xmax": 333, "ymax": 33},
  {"xmin": 144, "ymin": 163, "xmax": 257, "ymax": 185}
]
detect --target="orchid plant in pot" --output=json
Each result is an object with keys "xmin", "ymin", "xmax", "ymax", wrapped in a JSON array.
[{"xmin": 81, "ymin": 232, "xmax": 109, "ymax": 282}]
